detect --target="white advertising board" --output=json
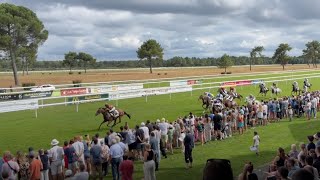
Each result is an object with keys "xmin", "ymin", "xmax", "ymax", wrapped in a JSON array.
[
  {"xmin": 169, "ymin": 80, "xmax": 188, "ymax": 87},
  {"xmin": 0, "ymin": 99, "xmax": 38, "ymax": 113}
]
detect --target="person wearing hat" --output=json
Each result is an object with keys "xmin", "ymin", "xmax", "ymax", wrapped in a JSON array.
[
  {"xmin": 64, "ymin": 169, "xmax": 73, "ymax": 180},
  {"xmin": 158, "ymin": 118, "xmax": 169, "ymax": 149},
  {"xmin": 48, "ymin": 139, "xmax": 64, "ymax": 180},
  {"xmin": 140, "ymin": 122, "xmax": 150, "ymax": 143},
  {"xmin": 109, "ymin": 139, "xmax": 124, "ymax": 180}
]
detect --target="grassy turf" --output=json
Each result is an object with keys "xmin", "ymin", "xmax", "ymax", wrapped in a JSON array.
[{"xmin": 1, "ymin": 71, "xmax": 320, "ymax": 179}]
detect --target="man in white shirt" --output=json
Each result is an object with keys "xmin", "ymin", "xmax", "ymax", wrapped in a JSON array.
[
  {"xmin": 140, "ymin": 122, "xmax": 150, "ymax": 143},
  {"xmin": 252, "ymin": 132, "xmax": 260, "ymax": 156},
  {"xmin": 158, "ymin": 118, "xmax": 169, "ymax": 148},
  {"xmin": 72, "ymin": 136, "xmax": 85, "ymax": 168},
  {"xmin": 108, "ymin": 129, "xmax": 117, "ymax": 147},
  {"xmin": 48, "ymin": 139, "xmax": 64, "ymax": 180}
]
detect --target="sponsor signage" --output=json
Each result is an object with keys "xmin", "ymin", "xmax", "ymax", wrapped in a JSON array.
[
  {"xmin": 187, "ymin": 80, "xmax": 202, "ymax": 85},
  {"xmin": 252, "ymin": 80, "xmax": 264, "ymax": 84},
  {"xmin": 170, "ymin": 80, "xmax": 188, "ymax": 87},
  {"xmin": 67, "ymin": 93, "xmax": 109, "ymax": 104},
  {"xmin": 0, "ymin": 99, "xmax": 38, "ymax": 113},
  {"xmin": 22, "ymin": 91, "xmax": 53, "ymax": 99},
  {"xmin": 235, "ymin": 80, "xmax": 252, "ymax": 86},
  {"xmin": 61, "ymin": 88, "xmax": 87, "ymax": 96},
  {"xmin": 0, "ymin": 93, "xmax": 23, "ymax": 101}
]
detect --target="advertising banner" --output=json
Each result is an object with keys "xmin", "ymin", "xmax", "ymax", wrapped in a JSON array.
[
  {"xmin": 235, "ymin": 80, "xmax": 252, "ymax": 86},
  {"xmin": 220, "ymin": 82, "xmax": 236, "ymax": 87},
  {"xmin": 61, "ymin": 88, "xmax": 87, "ymax": 96},
  {"xmin": 170, "ymin": 80, "xmax": 188, "ymax": 87},
  {"xmin": 0, "ymin": 99, "xmax": 38, "ymax": 113},
  {"xmin": 22, "ymin": 91, "xmax": 53, "ymax": 99},
  {"xmin": 0, "ymin": 93, "xmax": 23, "ymax": 101},
  {"xmin": 67, "ymin": 93, "xmax": 109, "ymax": 104},
  {"xmin": 252, "ymin": 80, "xmax": 264, "ymax": 84},
  {"xmin": 187, "ymin": 80, "xmax": 202, "ymax": 85}
]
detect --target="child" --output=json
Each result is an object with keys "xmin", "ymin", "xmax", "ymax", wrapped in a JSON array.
[
  {"xmin": 288, "ymin": 105, "xmax": 293, "ymax": 121},
  {"xmin": 253, "ymin": 131, "xmax": 260, "ymax": 156}
]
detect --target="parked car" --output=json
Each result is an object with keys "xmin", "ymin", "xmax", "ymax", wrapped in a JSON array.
[{"xmin": 30, "ymin": 84, "xmax": 55, "ymax": 92}]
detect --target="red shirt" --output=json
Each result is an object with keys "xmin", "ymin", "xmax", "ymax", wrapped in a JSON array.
[
  {"xmin": 29, "ymin": 159, "xmax": 42, "ymax": 180},
  {"xmin": 119, "ymin": 160, "xmax": 134, "ymax": 180}
]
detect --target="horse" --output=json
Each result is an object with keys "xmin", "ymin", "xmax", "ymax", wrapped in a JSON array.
[
  {"xmin": 198, "ymin": 95, "xmax": 212, "ymax": 110},
  {"xmin": 258, "ymin": 84, "xmax": 269, "ymax": 96},
  {"xmin": 291, "ymin": 84, "xmax": 301, "ymax": 96},
  {"xmin": 303, "ymin": 83, "xmax": 312, "ymax": 93},
  {"xmin": 95, "ymin": 107, "xmax": 131, "ymax": 130},
  {"xmin": 223, "ymin": 99, "xmax": 237, "ymax": 109},
  {"xmin": 271, "ymin": 86, "xmax": 282, "ymax": 96},
  {"xmin": 229, "ymin": 92, "xmax": 243, "ymax": 101}
]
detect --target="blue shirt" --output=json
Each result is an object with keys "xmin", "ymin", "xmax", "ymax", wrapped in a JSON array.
[
  {"xmin": 125, "ymin": 131, "xmax": 136, "ymax": 145},
  {"xmin": 110, "ymin": 144, "xmax": 123, "ymax": 158},
  {"xmin": 64, "ymin": 146, "xmax": 76, "ymax": 163},
  {"xmin": 118, "ymin": 142, "xmax": 127, "ymax": 152},
  {"xmin": 90, "ymin": 144, "xmax": 102, "ymax": 164},
  {"xmin": 149, "ymin": 137, "xmax": 159, "ymax": 152},
  {"xmin": 82, "ymin": 141, "xmax": 90, "ymax": 158}
]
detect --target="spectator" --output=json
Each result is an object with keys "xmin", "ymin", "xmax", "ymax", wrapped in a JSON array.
[
  {"xmin": 64, "ymin": 140, "xmax": 76, "ymax": 174},
  {"xmin": 167, "ymin": 125, "xmax": 174, "ymax": 154},
  {"xmin": 115, "ymin": 136, "xmax": 127, "ymax": 155},
  {"xmin": 90, "ymin": 137, "xmax": 103, "ymax": 180},
  {"xmin": 146, "ymin": 120, "xmax": 154, "ymax": 133},
  {"xmin": 289, "ymin": 144, "xmax": 299, "ymax": 159},
  {"xmin": 140, "ymin": 122, "xmax": 150, "ymax": 143},
  {"xmin": 64, "ymin": 170, "xmax": 73, "ymax": 180},
  {"xmin": 135, "ymin": 125, "xmax": 144, "ymax": 160},
  {"xmin": 314, "ymin": 132, "xmax": 320, "ymax": 147},
  {"xmin": 39, "ymin": 149, "xmax": 49, "ymax": 180},
  {"xmin": 119, "ymin": 155, "xmax": 134, "ymax": 180},
  {"xmin": 277, "ymin": 166, "xmax": 289, "ymax": 180},
  {"xmin": 252, "ymin": 131, "xmax": 260, "ymax": 156},
  {"xmin": 203, "ymin": 159, "xmax": 233, "ymax": 180},
  {"xmin": 273, "ymin": 147, "xmax": 287, "ymax": 168},
  {"xmin": 109, "ymin": 139, "xmax": 123, "ymax": 180},
  {"xmin": 238, "ymin": 111, "xmax": 244, "ymax": 135},
  {"xmin": 108, "ymin": 129, "xmax": 117, "ymax": 147},
  {"xmin": 213, "ymin": 111, "xmax": 223, "ymax": 140},
  {"xmin": 307, "ymin": 136, "xmax": 316, "ymax": 151},
  {"xmin": 238, "ymin": 162, "xmax": 258, "ymax": 180},
  {"xmin": 304, "ymin": 156, "xmax": 319, "ymax": 179},
  {"xmin": 1, "ymin": 171, "xmax": 9, "ymax": 180},
  {"xmin": 29, "ymin": 152, "xmax": 42, "ymax": 180},
  {"xmin": 48, "ymin": 139, "xmax": 64, "ymax": 180},
  {"xmin": 73, "ymin": 163, "xmax": 89, "ymax": 180},
  {"xmin": 149, "ymin": 132, "xmax": 160, "ymax": 171},
  {"xmin": 292, "ymin": 169, "xmax": 314, "ymax": 180},
  {"xmin": 311, "ymin": 97, "xmax": 317, "ymax": 119},
  {"xmin": 119, "ymin": 126, "xmax": 128, "ymax": 143},
  {"xmin": 16, "ymin": 151, "xmax": 29, "ymax": 180},
  {"xmin": 0, "ymin": 154, "xmax": 4, "ymax": 180},
  {"xmin": 286, "ymin": 158, "xmax": 299, "ymax": 179},
  {"xmin": 100, "ymin": 141, "xmax": 110, "ymax": 176},
  {"xmin": 184, "ymin": 128, "xmax": 194, "ymax": 169},
  {"xmin": 1, "ymin": 151, "xmax": 19, "ymax": 180},
  {"xmin": 159, "ymin": 118, "xmax": 169, "ymax": 149},
  {"xmin": 72, "ymin": 136, "xmax": 85, "ymax": 168},
  {"xmin": 143, "ymin": 144, "xmax": 156, "ymax": 180},
  {"xmin": 299, "ymin": 154, "xmax": 307, "ymax": 168},
  {"xmin": 288, "ymin": 105, "xmax": 294, "ymax": 121},
  {"xmin": 81, "ymin": 136, "xmax": 91, "ymax": 174},
  {"xmin": 124, "ymin": 126, "xmax": 136, "ymax": 160},
  {"xmin": 298, "ymin": 143, "xmax": 308, "ymax": 162},
  {"xmin": 313, "ymin": 146, "xmax": 320, "ymax": 176}
]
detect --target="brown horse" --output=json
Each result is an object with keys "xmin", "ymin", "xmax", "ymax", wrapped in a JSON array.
[
  {"xmin": 198, "ymin": 95, "xmax": 212, "ymax": 110},
  {"xmin": 95, "ymin": 107, "xmax": 131, "ymax": 130}
]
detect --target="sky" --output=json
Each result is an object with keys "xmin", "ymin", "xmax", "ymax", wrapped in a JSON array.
[{"xmin": 3, "ymin": 0, "xmax": 320, "ymax": 61}]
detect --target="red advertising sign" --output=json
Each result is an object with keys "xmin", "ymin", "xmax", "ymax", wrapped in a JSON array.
[
  {"xmin": 60, "ymin": 88, "xmax": 87, "ymax": 96},
  {"xmin": 220, "ymin": 82, "xmax": 236, "ymax": 87},
  {"xmin": 235, "ymin": 80, "xmax": 252, "ymax": 86}
]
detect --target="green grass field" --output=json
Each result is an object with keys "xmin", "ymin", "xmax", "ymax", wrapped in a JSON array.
[{"xmin": 1, "ymin": 70, "xmax": 320, "ymax": 179}]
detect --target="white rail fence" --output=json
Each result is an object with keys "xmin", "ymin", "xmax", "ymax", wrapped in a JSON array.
[
  {"xmin": 1, "ymin": 68, "xmax": 319, "ymax": 92},
  {"xmin": 1, "ymin": 73, "xmax": 319, "ymax": 118}
]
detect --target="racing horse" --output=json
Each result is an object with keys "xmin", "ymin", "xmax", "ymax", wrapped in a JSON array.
[
  {"xmin": 303, "ymin": 83, "xmax": 312, "ymax": 93},
  {"xmin": 258, "ymin": 83, "xmax": 269, "ymax": 96},
  {"xmin": 198, "ymin": 94, "xmax": 212, "ymax": 110},
  {"xmin": 95, "ymin": 107, "xmax": 131, "ymax": 130},
  {"xmin": 291, "ymin": 83, "xmax": 301, "ymax": 96},
  {"xmin": 229, "ymin": 91, "xmax": 243, "ymax": 101},
  {"xmin": 271, "ymin": 86, "xmax": 282, "ymax": 96}
]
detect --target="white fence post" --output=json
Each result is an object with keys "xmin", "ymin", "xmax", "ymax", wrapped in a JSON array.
[
  {"xmin": 41, "ymin": 99, "xmax": 44, "ymax": 108},
  {"xmin": 35, "ymin": 109, "xmax": 38, "ymax": 118},
  {"xmin": 76, "ymin": 102, "xmax": 79, "ymax": 112},
  {"xmin": 145, "ymin": 94, "xmax": 148, "ymax": 102},
  {"xmin": 65, "ymin": 97, "xmax": 67, "ymax": 106}
]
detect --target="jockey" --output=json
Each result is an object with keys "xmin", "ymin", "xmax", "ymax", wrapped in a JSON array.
[
  {"xmin": 105, "ymin": 103, "xmax": 119, "ymax": 118},
  {"xmin": 216, "ymin": 93, "xmax": 224, "ymax": 102},
  {"xmin": 204, "ymin": 92, "xmax": 213, "ymax": 98},
  {"xmin": 221, "ymin": 87, "xmax": 228, "ymax": 97},
  {"xmin": 249, "ymin": 94, "xmax": 256, "ymax": 102},
  {"xmin": 304, "ymin": 78, "xmax": 310, "ymax": 87},
  {"xmin": 230, "ymin": 87, "xmax": 236, "ymax": 92},
  {"xmin": 293, "ymin": 81, "xmax": 298, "ymax": 87},
  {"xmin": 272, "ymin": 82, "xmax": 277, "ymax": 88}
]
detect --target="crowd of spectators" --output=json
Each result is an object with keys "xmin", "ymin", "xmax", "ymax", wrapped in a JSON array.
[{"xmin": 1, "ymin": 91, "xmax": 320, "ymax": 180}]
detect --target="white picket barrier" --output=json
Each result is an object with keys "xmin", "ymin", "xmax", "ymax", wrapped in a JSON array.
[{"xmin": 1, "ymin": 72, "xmax": 319, "ymax": 118}]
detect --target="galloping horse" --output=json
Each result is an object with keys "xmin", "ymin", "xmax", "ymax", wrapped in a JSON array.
[
  {"xmin": 258, "ymin": 83, "xmax": 269, "ymax": 96},
  {"xmin": 229, "ymin": 91, "xmax": 243, "ymax": 101},
  {"xmin": 95, "ymin": 107, "xmax": 131, "ymax": 130},
  {"xmin": 303, "ymin": 83, "xmax": 312, "ymax": 93},
  {"xmin": 198, "ymin": 95, "xmax": 212, "ymax": 110},
  {"xmin": 271, "ymin": 86, "xmax": 282, "ymax": 96},
  {"xmin": 291, "ymin": 84, "xmax": 301, "ymax": 96}
]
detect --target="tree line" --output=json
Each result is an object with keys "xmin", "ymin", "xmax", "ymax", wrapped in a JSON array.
[{"xmin": 1, "ymin": 3, "xmax": 320, "ymax": 86}]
